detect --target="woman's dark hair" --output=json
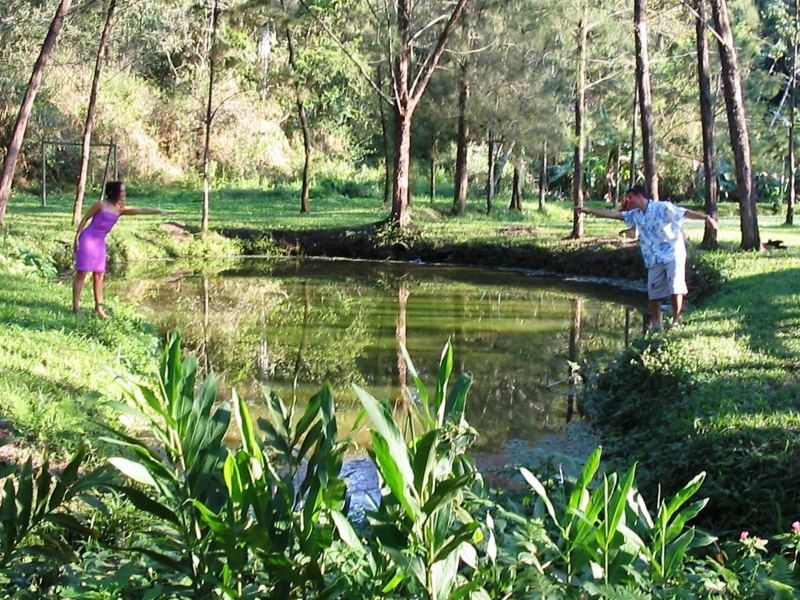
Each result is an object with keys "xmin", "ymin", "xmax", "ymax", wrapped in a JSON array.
[{"xmin": 105, "ymin": 181, "xmax": 125, "ymax": 203}]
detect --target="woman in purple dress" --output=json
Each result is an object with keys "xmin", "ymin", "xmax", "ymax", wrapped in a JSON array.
[{"xmin": 73, "ymin": 181, "xmax": 168, "ymax": 318}]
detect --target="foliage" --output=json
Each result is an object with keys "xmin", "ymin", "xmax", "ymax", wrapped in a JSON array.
[
  {"xmin": 335, "ymin": 341, "xmax": 483, "ymax": 600},
  {"xmin": 516, "ymin": 447, "xmax": 715, "ymax": 597},
  {"xmin": 0, "ymin": 443, "xmax": 108, "ymax": 594},
  {"xmin": 100, "ymin": 331, "xmax": 350, "ymax": 597},
  {"xmin": 581, "ymin": 248, "xmax": 800, "ymax": 536}
]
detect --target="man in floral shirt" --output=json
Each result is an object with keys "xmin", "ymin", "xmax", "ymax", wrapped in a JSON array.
[{"xmin": 577, "ymin": 185, "xmax": 718, "ymax": 333}]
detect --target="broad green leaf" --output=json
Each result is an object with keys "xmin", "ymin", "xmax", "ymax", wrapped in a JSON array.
[
  {"xmin": 108, "ymin": 457, "xmax": 160, "ymax": 489},
  {"xmin": 295, "ymin": 386, "xmax": 324, "ymax": 441},
  {"xmin": 193, "ymin": 500, "xmax": 228, "ymax": 535},
  {"xmin": 381, "ymin": 572, "xmax": 404, "ymax": 593},
  {"xmin": 520, "ymin": 467, "xmax": 557, "ymax": 523},
  {"xmin": 434, "ymin": 342, "xmax": 454, "ymax": 423},
  {"xmin": 412, "ymin": 430, "xmax": 437, "ymax": 494},
  {"xmin": 421, "ymin": 474, "xmax": 472, "ymax": 516},
  {"xmin": 353, "ymin": 384, "xmax": 417, "ymax": 501},
  {"xmin": 433, "ymin": 522, "xmax": 480, "ymax": 563},
  {"xmin": 662, "ymin": 472, "xmax": 706, "ymax": 524},
  {"xmin": 133, "ymin": 545, "xmax": 192, "ymax": 576},
  {"xmin": 664, "ymin": 528, "xmax": 696, "ymax": 579},
  {"xmin": 568, "ymin": 446, "xmax": 602, "ymax": 513},
  {"xmin": 44, "ymin": 513, "xmax": 96, "ymax": 537},
  {"xmin": 102, "ymin": 400, "xmax": 155, "ymax": 426},
  {"xmin": 105, "ymin": 484, "xmax": 181, "ymax": 526},
  {"xmin": 48, "ymin": 444, "xmax": 87, "ymax": 509},
  {"xmin": 331, "ymin": 510, "xmax": 366, "ymax": 554},
  {"xmin": 371, "ymin": 433, "xmax": 420, "ymax": 520},
  {"xmin": 223, "ymin": 453, "xmax": 244, "ymax": 504},
  {"xmin": 443, "ymin": 372, "xmax": 473, "ymax": 426},
  {"xmin": 233, "ymin": 389, "xmax": 263, "ymax": 464}
]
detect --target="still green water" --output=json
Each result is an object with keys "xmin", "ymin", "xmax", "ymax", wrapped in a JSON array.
[{"xmin": 112, "ymin": 258, "xmax": 646, "ymax": 451}]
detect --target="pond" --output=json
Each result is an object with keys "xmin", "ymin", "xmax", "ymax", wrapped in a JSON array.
[{"xmin": 111, "ymin": 257, "xmax": 647, "ymax": 453}]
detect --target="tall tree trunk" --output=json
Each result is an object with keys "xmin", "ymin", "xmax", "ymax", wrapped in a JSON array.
[
  {"xmin": 73, "ymin": 0, "xmax": 116, "ymax": 226},
  {"xmin": 285, "ymin": 23, "xmax": 311, "ymax": 213},
  {"xmin": 614, "ymin": 142, "xmax": 621, "ymax": 204},
  {"xmin": 509, "ymin": 163, "xmax": 522, "ymax": 211},
  {"xmin": 454, "ymin": 63, "xmax": 470, "ymax": 216},
  {"xmin": 389, "ymin": 0, "xmax": 468, "ymax": 227},
  {"xmin": 376, "ymin": 66, "xmax": 392, "ymax": 206},
  {"xmin": 711, "ymin": 0, "xmax": 760, "ymax": 249},
  {"xmin": 201, "ymin": 0, "xmax": 219, "ymax": 233},
  {"xmin": 429, "ymin": 135, "xmax": 437, "ymax": 202},
  {"xmin": 787, "ymin": 0, "xmax": 799, "ymax": 225},
  {"xmin": 486, "ymin": 133, "xmax": 495, "ymax": 214},
  {"xmin": 0, "ymin": 0, "xmax": 73, "ymax": 225},
  {"xmin": 634, "ymin": 0, "xmax": 659, "ymax": 200},
  {"xmin": 539, "ymin": 141, "xmax": 548, "ymax": 211},
  {"xmin": 493, "ymin": 142, "xmax": 514, "ymax": 191},
  {"xmin": 630, "ymin": 86, "xmax": 637, "ymax": 187},
  {"xmin": 391, "ymin": 105, "xmax": 413, "ymax": 227},
  {"xmin": 571, "ymin": 4, "xmax": 588, "ymax": 239},
  {"xmin": 696, "ymin": 0, "xmax": 719, "ymax": 248}
]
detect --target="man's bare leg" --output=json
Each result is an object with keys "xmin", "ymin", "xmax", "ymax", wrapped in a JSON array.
[
  {"xmin": 649, "ymin": 298, "xmax": 662, "ymax": 332},
  {"xmin": 670, "ymin": 294, "xmax": 684, "ymax": 327}
]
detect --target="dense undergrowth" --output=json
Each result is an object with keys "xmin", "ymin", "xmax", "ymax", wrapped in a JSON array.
[
  {"xmin": 5, "ymin": 333, "xmax": 800, "ymax": 599},
  {"xmin": 583, "ymin": 249, "xmax": 800, "ymax": 537}
]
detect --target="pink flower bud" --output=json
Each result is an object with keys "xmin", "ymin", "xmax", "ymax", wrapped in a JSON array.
[
  {"xmin": 740, "ymin": 531, "xmax": 749, "ymax": 540},
  {"xmin": 792, "ymin": 521, "xmax": 800, "ymax": 533}
]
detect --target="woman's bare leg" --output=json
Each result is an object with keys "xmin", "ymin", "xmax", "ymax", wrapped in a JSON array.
[
  {"xmin": 93, "ymin": 272, "xmax": 108, "ymax": 318},
  {"xmin": 73, "ymin": 271, "xmax": 87, "ymax": 314}
]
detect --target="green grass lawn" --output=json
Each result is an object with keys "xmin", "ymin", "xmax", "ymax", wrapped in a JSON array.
[{"xmin": 1, "ymin": 185, "xmax": 800, "ymax": 536}]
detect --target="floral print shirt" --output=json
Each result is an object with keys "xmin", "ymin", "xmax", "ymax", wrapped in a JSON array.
[{"xmin": 622, "ymin": 200, "xmax": 688, "ymax": 268}]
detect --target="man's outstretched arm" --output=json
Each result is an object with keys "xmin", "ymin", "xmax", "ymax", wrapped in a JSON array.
[{"xmin": 576, "ymin": 206, "xmax": 625, "ymax": 221}]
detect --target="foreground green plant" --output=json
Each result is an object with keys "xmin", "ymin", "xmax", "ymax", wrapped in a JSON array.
[
  {"xmin": 332, "ymin": 341, "xmax": 484, "ymax": 600},
  {"xmin": 102, "ymin": 331, "xmax": 349, "ymax": 598},
  {"xmin": 0, "ymin": 442, "xmax": 106, "ymax": 594},
  {"xmin": 513, "ymin": 447, "xmax": 715, "ymax": 597}
]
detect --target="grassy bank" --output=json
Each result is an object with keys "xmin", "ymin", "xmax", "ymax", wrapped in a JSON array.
[{"xmin": 1, "ymin": 187, "xmax": 799, "ymax": 537}]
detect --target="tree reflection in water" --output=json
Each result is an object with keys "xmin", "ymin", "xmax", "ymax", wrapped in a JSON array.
[{"xmin": 112, "ymin": 258, "xmax": 646, "ymax": 452}]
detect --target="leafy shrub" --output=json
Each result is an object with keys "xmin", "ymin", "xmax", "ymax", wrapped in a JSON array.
[{"xmin": 315, "ymin": 176, "xmax": 374, "ymax": 198}]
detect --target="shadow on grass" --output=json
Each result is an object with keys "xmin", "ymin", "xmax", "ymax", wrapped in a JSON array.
[{"xmin": 714, "ymin": 266, "xmax": 800, "ymax": 360}]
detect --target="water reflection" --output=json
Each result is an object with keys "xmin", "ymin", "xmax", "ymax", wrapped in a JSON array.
[{"xmin": 112, "ymin": 258, "xmax": 647, "ymax": 451}]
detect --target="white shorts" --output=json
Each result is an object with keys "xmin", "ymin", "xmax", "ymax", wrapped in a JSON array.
[{"xmin": 648, "ymin": 258, "xmax": 688, "ymax": 300}]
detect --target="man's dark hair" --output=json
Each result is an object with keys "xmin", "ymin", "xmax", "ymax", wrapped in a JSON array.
[{"xmin": 626, "ymin": 185, "xmax": 648, "ymax": 198}]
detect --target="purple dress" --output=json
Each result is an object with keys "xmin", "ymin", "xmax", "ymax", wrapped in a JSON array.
[{"xmin": 74, "ymin": 211, "xmax": 120, "ymax": 273}]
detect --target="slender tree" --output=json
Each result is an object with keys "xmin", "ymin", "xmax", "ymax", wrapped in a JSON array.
[
  {"xmin": 695, "ymin": 0, "xmax": 718, "ymax": 248},
  {"xmin": 634, "ymin": 0, "xmax": 659, "ymax": 200},
  {"xmin": 539, "ymin": 141, "xmax": 548, "ymax": 211},
  {"xmin": 570, "ymin": 1, "xmax": 589, "ymax": 238},
  {"xmin": 454, "ymin": 61, "xmax": 470, "ymax": 216},
  {"xmin": 788, "ymin": 0, "xmax": 799, "ymax": 225},
  {"xmin": 385, "ymin": 0, "xmax": 469, "ymax": 226},
  {"xmin": 487, "ymin": 133, "xmax": 496, "ymax": 213},
  {"xmin": 73, "ymin": 0, "xmax": 117, "ymax": 227},
  {"xmin": 509, "ymin": 162, "xmax": 522, "ymax": 210},
  {"xmin": 711, "ymin": 0, "xmax": 760, "ymax": 249},
  {"xmin": 283, "ymin": 13, "xmax": 312, "ymax": 213},
  {"xmin": 201, "ymin": 0, "xmax": 220, "ymax": 233},
  {"xmin": 0, "ymin": 0, "xmax": 73, "ymax": 225}
]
